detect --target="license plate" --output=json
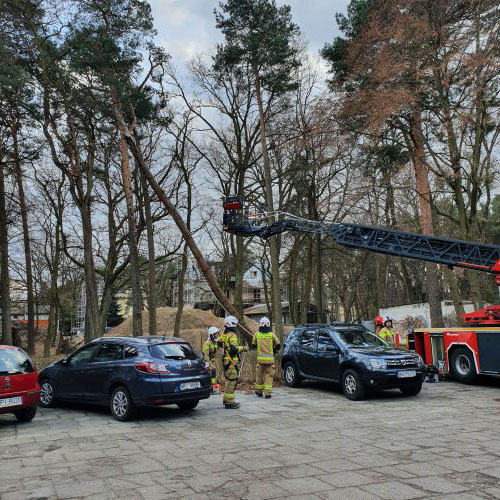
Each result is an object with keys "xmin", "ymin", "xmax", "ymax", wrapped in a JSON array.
[
  {"xmin": 397, "ymin": 370, "xmax": 416, "ymax": 378},
  {"xmin": 0, "ymin": 396, "xmax": 22, "ymax": 408},
  {"xmin": 180, "ymin": 381, "xmax": 201, "ymax": 391}
]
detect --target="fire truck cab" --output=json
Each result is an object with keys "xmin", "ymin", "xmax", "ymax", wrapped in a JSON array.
[{"xmin": 409, "ymin": 306, "xmax": 500, "ymax": 383}]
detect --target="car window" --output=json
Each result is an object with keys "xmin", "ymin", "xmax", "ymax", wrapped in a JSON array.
[
  {"xmin": 317, "ymin": 331, "xmax": 336, "ymax": 350},
  {"xmin": 149, "ymin": 343, "xmax": 199, "ymax": 360},
  {"xmin": 300, "ymin": 330, "xmax": 316, "ymax": 348},
  {"xmin": 68, "ymin": 344, "xmax": 97, "ymax": 366},
  {"xmin": 336, "ymin": 329, "xmax": 387, "ymax": 347},
  {"xmin": 93, "ymin": 343, "xmax": 123, "ymax": 362},
  {"xmin": 0, "ymin": 349, "xmax": 34, "ymax": 375},
  {"xmin": 124, "ymin": 345, "xmax": 138, "ymax": 358}
]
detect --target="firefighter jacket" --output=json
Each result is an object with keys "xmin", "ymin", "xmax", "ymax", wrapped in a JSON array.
[
  {"xmin": 378, "ymin": 327, "xmax": 396, "ymax": 345},
  {"xmin": 202, "ymin": 339, "xmax": 218, "ymax": 362},
  {"xmin": 252, "ymin": 331, "xmax": 281, "ymax": 365},
  {"xmin": 219, "ymin": 331, "xmax": 245, "ymax": 367}
]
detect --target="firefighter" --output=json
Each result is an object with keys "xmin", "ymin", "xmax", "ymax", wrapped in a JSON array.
[
  {"xmin": 378, "ymin": 318, "xmax": 396, "ymax": 346},
  {"xmin": 219, "ymin": 315, "xmax": 248, "ymax": 409},
  {"xmin": 374, "ymin": 315, "xmax": 384, "ymax": 336},
  {"xmin": 253, "ymin": 316, "xmax": 281, "ymax": 399},
  {"xmin": 203, "ymin": 326, "xmax": 220, "ymax": 391}
]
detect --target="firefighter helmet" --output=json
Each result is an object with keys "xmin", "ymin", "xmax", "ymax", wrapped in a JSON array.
[
  {"xmin": 224, "ymin": 315, "xmax": 238, "ymax": 328},
  {"xmin": 259, "ymin": 316, "xmax": 271, "ymax": 328},
  {"xmin": 208, "ymin": 326, "xmax": 219, "ymax": 338},
  {"xmin": 375, "ymin": 315, "xmax": 384, "ymax": 326}
]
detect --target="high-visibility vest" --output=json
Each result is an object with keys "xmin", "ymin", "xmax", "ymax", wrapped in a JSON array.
[
  {"xmin": 220, "ymin": 332, "xmax": 243, "ymax": 364},
  {"xmin": 202, "ymin": 340, "xmax": 218, "ymax": 361},
  {"xmin": 378, "ymin": 327, "xmax": 396, "ymax": 345},
  {"xmin": 253, "ymin": 331, "xmax": 280, "ymax": 365}
]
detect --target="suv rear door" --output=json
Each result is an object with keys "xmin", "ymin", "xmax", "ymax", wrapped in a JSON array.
[{"xmin": 295, "ymin": 329, "xmax": 317, "ymax": 376}]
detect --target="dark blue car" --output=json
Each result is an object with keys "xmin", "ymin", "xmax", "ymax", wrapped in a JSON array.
[
  {"xmin": 38, "ymin": 336, "xmax": 211, "ymax": 421},
  {"xmin": 282, "ymin": 324, "xmax": 425, "ymax": 400}
]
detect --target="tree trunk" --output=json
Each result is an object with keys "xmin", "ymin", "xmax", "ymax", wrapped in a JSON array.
[
  {"xmin": 140, "ymin": 168, "xmax": 157, "ymax": 335},
  {"xmin": 300, "ymin": 238, "xmax": 313, "ymax": 323},
  {"xmin": 11, "ymin": 121, "xmax": 35, "ymax": 354},
  {"xmin": 125, "ymin": 128, "xmax": 256, "ymax": 342},
  {"xmin": 444, "ymin": 267, "xmax": 465, "ymax": 326},
  {"xmin": 315, "ymin": 233, "xmax": 323, "ymax": 323},
  {"xmin": 409, "ymin": 109, "xmax": 443, "ymax": 327},
  {"xmin": 118, "ymin": 131, "xmax": 143, "ymax": 337},
  {"xmin": 0, "ymin": 161, "xmax": 11, "ymax": 345},
  {"xmin": 174, "ymin": 244, "xmax": 188, "ymax": 337},
  {"xmin": 253, "ymin": 69, "xmax": 284, "ymax": 342}
]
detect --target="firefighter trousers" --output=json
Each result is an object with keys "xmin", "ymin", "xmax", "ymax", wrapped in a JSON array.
[
  {"xmin": 208, "ymin": 359, "xmax": 218, "ymax": 385},
  {"xmin": 223, "ymin": 365, "xmax": 239, "ymax": 405},
  {"xmin": 255, "ymin": 363, "xmax": 274, "ymax": 396}
]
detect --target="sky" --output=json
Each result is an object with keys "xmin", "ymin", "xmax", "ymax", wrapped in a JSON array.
[{"xmin": 148, "ymin": 0, "xmax": 350, "ymax": 69}]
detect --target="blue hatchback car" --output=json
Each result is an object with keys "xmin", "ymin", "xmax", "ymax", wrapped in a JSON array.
[{"xmin": 38, "ymin": 336, "xmax": 211, "ymax": 421}]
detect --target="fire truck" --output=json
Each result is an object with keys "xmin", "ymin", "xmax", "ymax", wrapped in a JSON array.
[{"xmin": 222, "ymin": 195, "xmax": 500, "ymax": 384}]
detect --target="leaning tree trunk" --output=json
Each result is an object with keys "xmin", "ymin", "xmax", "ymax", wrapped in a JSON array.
[
  {"xmin": 0, "ymin": 161, "xmax": 11, "ymax": 345},
  {"xmin": 140, "ymin": 166, "xmax": 157, "ymax": 335},
  {"xmin": 117, "ymin": 130, "xmax": 143, "ymax": 337},
  {"xmin": 12, "ymin": 121, "xmax": 35, "ymax": 354},
  {"xmin": 410, "ymin": 109, "xmax": 444, "ymax": 328},
  {"xmin": 253, "ymin": 69, "xmax": 284, "ymax": 342},
  {"xmin": 122, "ymin": 126, "xmax": 256, "ymax": 342}
]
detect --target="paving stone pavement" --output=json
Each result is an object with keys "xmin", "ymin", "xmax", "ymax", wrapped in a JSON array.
[{"xmin": 1, "ymin": 380, "xmax": 500, "ymax": 499}]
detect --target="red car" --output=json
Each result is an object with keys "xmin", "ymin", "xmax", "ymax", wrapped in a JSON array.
[{"xmin": 0, "ymin": 345, "xmax": 40, "ymax": 422}]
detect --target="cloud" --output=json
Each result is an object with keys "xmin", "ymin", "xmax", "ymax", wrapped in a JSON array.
[{"xmin": 149, "ymin": 0, "xmax": 349, "ymax": 66}]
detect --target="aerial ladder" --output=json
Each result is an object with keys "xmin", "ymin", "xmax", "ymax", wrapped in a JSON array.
[{"xmin": 222, "ymin": 195, "xmax": 500, "ymax": 383}]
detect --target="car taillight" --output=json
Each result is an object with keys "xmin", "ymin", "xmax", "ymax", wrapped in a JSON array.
[{"xmin": 135, "ymin": 362, "xmax": 170, "ymax": 374}]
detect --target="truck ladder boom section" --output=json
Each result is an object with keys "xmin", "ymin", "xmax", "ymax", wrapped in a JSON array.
[{"xmin": 222, "ymin": 196, "xmax": 500, "ymax": 276}]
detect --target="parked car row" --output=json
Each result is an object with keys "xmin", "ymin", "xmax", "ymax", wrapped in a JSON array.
[
  {"xmin": 0, "ymin": 336, "xmax": 212, "ymax": 422},
  {"xmin": 0, "ymin": 323, "xmax": 425, "ymax": 424}
]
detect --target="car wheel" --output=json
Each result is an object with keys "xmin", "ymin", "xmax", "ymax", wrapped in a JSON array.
[
  {"xmin": 15, "ymin": 407, "xmax": 37, "ymax": 423},
  {"xmin": 110, "ymin": 387, "xmax": 136, "ymax": 422},
  {"xmin": 400, "ymin": 383, "xmax": 422, "ymax": 396},
  {"xmin": 450, "ymin": 347, "xmax": 477, "ymax": 384},
  {"xmin": 283, "ymin": 362, "xmax": 301, "ymax": 388},
  {"xmin": 341, "ymin": 369, "xmax": 367, "ymax": 401},
  {"xmin": 40, "ymin": 380, "xmax": 56, "ymax": 408},
  {"xmin": 177, "ymin": 400, "xmax": 199, "ymax": 411}
]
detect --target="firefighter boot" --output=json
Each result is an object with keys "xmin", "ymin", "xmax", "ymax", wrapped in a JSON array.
[{"xmin": 225, "ymin": 402, "xmax": 240, "ymax": 409}]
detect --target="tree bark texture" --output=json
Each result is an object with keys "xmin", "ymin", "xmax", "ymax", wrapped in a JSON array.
[{"xmin": 0, "ymin": 161, "xmax": 12, "ymax": 345}]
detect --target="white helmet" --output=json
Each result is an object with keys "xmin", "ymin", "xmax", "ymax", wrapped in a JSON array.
[
  {"xmin": 259, "ymin": 316, "xmax": 271, "ymax": 328},
  {"xmin": 208, "ymin": 326, "xmax": 219, "ymax": 337},
  {"xmin": 224, "ymin": 315, "xmax": 238, "ymax": 328}
]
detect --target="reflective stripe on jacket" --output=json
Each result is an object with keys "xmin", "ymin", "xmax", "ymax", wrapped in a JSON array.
[
  {"xmin": 252, "ymin": 331, "xmax": 280, "ymax": 365},
  {"xmin": 378, "ymin": 327, "xmax": 395, "ymax": 345},
  {"xmin": 220, "ymin": 332, "xmax": 243, "ymax": 364},
  {"xmin": 203, "ymin": 340, "xmax": 218, "ymax": 361}
]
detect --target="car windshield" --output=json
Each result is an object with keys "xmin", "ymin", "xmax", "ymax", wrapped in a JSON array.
[
  {"xmin": 336, "ymin": 329, "xmax": 388, "ymax": 348},
  {"xmin": 149, "ymin": 343, "xmax": 199, "ymax": 360},
  {"xmin": 0, "ymin": 349, "xmax": 34, "ymax": 375}
]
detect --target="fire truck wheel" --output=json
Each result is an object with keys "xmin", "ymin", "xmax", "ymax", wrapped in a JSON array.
[
  {"xmin": 341, "ymin": 369, "xmax": 367, "ymax": 401},
  {"xmin": 400, "ymin": 383, "xmax": 422, "ymax": 396},
  {"xmin": 450, "ymin": 348, "xmax": 477, "ymax": 384}
]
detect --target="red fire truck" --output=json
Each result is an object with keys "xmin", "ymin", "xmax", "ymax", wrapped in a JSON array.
[
  {"xmin": 222, "ymin": 195, "xmax": 500, "ymax": 384},
  {"xmin": 410, "ymin": 306, "xmax": 500, "ymax": 383}
]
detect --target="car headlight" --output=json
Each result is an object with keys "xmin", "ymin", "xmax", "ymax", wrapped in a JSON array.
[
  {"xmin": 414, "ymin": 355, "xmax": 424, "ymax": 367},
  {"xmin": 364, "ymin": 358, "xmax": 387, "ymax": 370}
]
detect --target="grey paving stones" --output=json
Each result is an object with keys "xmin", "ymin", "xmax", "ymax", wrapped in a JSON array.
[{"xmin": 1, "ymin": 381, "xmax": 500, "ymax": 499}]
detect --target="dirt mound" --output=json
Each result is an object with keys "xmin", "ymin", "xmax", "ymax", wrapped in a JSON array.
[{"xmin": 109, "ymin": 307, "xmax": 258, "ymax": 351}]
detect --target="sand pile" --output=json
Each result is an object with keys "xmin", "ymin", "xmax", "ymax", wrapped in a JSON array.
[{"xmin": 109, "ymin": 306, "xmax": 258, "ymax": 351}]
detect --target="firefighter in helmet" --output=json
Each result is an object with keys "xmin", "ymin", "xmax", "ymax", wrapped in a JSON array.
[
  {"xmin": 219, "ymin": 315, "xmax": 248, "ymax": 409},
  {"xmin": 203, "ymin": 326, "xmax": 220, "ymax": 390},
  {"xmin": 253, "ymin": 316, "xmax": 280, "ymax": 399},
  {"xmin": 378, "ymin": 318, "xmax": 396, "ymax": 346},
  {"xmin": 374, "ymin": 315, "xmax": 384, "ymax": 336}
]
